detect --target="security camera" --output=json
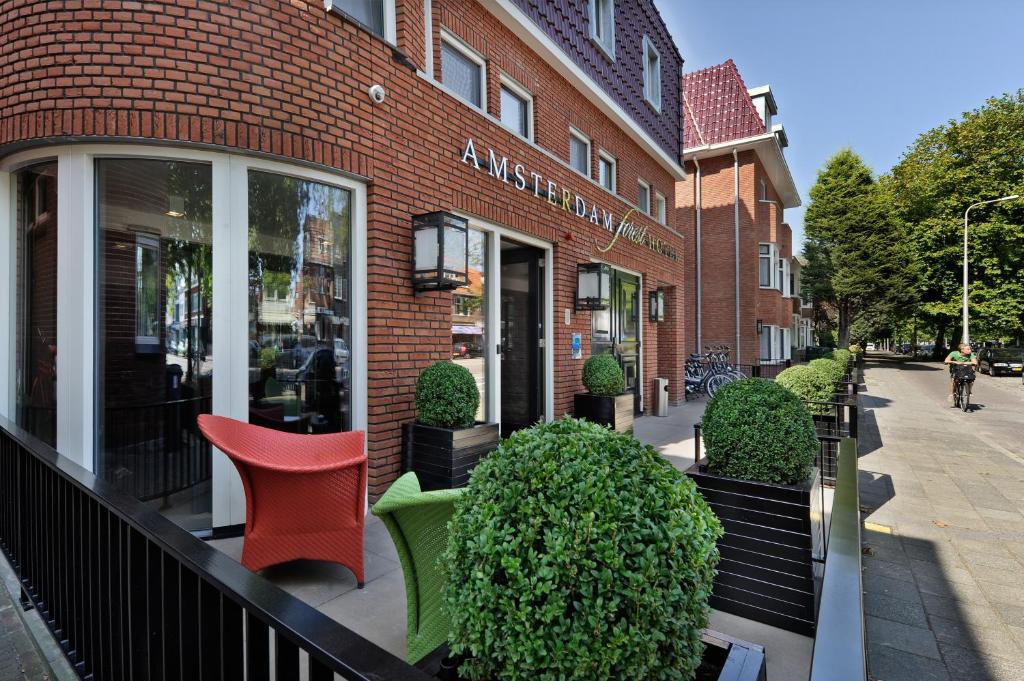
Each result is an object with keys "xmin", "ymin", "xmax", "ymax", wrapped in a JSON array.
[{"xmin": 368, "ymin": 84, "xmax": 386, "ymax": 104}]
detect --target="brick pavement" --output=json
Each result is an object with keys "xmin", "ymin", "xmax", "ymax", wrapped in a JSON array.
[
  {"xmin": 859, "ymin": 356, "xmax": 1024, "ymax": 681},
  {"xmin": 0, "ymin": 582, "xmax": 50, "ymax": 681}
]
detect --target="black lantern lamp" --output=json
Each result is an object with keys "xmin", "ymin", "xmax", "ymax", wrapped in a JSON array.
[
  {"xmin": 756, "ymin": 319, "xmax": 764, "ymax": 334},
  {"xmin": 575, "ymin": 262, "xmax": 611, "ymax": 310},
  {"xmin": 412, "ymin": 211, "xmax": 469, "ymax": 292},
  {"xmin": 649, "ymin": 290, "xmax": 665, "ymax": 322}
]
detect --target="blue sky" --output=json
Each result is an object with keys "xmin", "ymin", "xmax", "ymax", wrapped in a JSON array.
[{"xmin": 656, "ymin": 0, "xmax": 1024, "ymax": 248}]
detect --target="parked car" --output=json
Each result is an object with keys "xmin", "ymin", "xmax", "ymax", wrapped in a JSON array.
[
  {"xmin": 865, "ymin": 342, "xmax": 876, "ymax": 351},
  {"xmin": 978, "ymin": 347, "xmax": 1024, "ymax": 376}
]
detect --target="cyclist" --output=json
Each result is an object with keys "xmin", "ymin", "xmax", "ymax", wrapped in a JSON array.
[{"xmin": 944, "ymin": 342, "xmax": 977, "ymax": 404}]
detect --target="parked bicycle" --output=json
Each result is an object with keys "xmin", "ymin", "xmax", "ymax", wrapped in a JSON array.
[{"xmin": 685, "ymin": 345, "xmax": 747, "ymax": 398}]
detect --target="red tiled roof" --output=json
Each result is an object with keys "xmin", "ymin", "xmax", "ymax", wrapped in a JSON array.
[{"xmin": 683, "ymin": 59, "xmax": 766, "ymax": 148}]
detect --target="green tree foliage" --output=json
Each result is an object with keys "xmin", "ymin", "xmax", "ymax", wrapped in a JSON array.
[
  {"xmin": 803, "ymin": 150, "xmax": 920, "ymax": 346},
  {"xmin": 889, "ymin": 91, "xmax": 1024, "ymax": 343}
]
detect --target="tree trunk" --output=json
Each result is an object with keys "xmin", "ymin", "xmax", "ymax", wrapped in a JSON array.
[{"xmin": 837, "ymin": 301, "xmax": 851, "ymax": 348}]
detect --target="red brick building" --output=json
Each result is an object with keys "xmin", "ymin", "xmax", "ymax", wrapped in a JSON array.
[
  {"xmin": 677, "ymin": 60, "xmax": 803, "ymax": 365},
  {"xmin": 0, "ymin": 0, "xmax": 692, "ymax": 529}
]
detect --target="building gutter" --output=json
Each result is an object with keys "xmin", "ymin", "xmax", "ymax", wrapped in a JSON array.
[
  {"xmin": 684, "ymin": 133, "xmax": 800, "ymax": 208},
  {"xmin": 733, "ymin": 148, "xmax": 741, "ymax": 363},
  {"xmin": 693, "ymin": 158, "xmax": 702, "ymax": 351}
]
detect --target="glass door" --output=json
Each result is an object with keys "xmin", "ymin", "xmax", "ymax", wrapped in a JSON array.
[
  {"xmin": 499, "ymin": 240, "xmax": 544, "ymax": 437},
  {"xmin": 591, "ymin": 268, "xmax": 642, "ymax": 415}
]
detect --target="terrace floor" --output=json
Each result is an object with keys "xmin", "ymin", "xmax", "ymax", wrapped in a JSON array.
[{"xmin": 210, "ymin": 399, "xmax": 814, "ymax": 681}]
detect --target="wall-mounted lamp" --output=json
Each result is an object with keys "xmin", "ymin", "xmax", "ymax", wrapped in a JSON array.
[
  {"xmin": 756, "ymin": 319, "xmax": 764, "ymax": 335},
  {"xmin": 412, "ymin": 211, "xmax": 469, "ymax": 292},
  {"xmin": 649, "ymin": 290, "xmax": 665, "ymax": 322},
  {"xmin": 575, "ymin": 263, "xmax": 611, "ymax": 310}
]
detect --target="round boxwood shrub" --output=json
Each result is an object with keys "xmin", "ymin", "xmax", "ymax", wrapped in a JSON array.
[
  {"xmin": 776, "ymin": 365, "xmax": 834, "ymax": 415},
  {"xmin": 809, "ymin": 357, "xmax": 846, "ymax": 387},
  {"xmin": 581, "ymin": 353, "xmax": 625, "ymax": 396},
  {"xmin": 443, "ymin": 418, "xmax": 722, "ymax": 681},
  {"xmin": 849, "ymin": 343, "xmax": 863, "ymax": 356},
  {"xmin": 702, "ymin": 379, "xmax": 817, "ymax": 485},
  {"xmin": 415, "ymin": 361, "xmax": 479, "ymax": 428}
]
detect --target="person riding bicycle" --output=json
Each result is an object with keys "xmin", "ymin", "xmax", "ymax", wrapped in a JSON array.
[{"xmin": 944, "ymin": 343, "xmax": 977, "ymax": 404}]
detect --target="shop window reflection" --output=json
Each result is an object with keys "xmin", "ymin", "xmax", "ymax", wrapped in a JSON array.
[
  {"xmin": 247, "ymin": 171, "xmax": 352, "ymax": 434},
  {"xmin": 451, "ymin": 230, "xmax": 487, "ymax": 422}
]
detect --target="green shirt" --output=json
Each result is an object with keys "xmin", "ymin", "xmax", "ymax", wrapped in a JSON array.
[{"xmin": 948, "ymin": 351, "xmax": 975, "ymax": 362}]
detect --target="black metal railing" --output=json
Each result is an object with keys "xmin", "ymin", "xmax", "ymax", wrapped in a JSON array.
[
  {"xmin": 809, "ymin": 437, "xmax": 866, "ymax": 680},
  {"xmin": 806, "ymin": 399, "xmax": 858, "ymax": 485},
  {"xmin": 0, "ymin": 415, "xmax": 433, "ymax": 681}
]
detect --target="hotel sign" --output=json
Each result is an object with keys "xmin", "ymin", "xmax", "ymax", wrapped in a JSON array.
[{"xmin": 460, "ymin": 139, "xmax": 678, "ymax": 262}]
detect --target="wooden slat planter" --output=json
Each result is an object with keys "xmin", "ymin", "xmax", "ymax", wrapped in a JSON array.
[
  {"xmin": 687, "ymin": 462, "xmax": 824, "ymax": 635},
  {"xmin": 573, "ymin": 393, "xmax": 634, "ymax": 433}
]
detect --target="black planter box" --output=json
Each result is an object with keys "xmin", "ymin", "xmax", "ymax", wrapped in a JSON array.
[
  {"xmin": 422, "ymin": 629, "xmax": 765, "ymax": 680},
  {"xmin": 573, "ymin": 392, "xmax": 634, "ymax": 433},
  {"xmin": 687, "ymin": 462, "xmax": 823, "ymax": 635},
  {"xmin": 404, "ymin": 422, "xmax": 500, "ymax": 491}
]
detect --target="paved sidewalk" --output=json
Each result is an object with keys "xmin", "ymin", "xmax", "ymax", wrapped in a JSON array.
[
  {"xmin": 859, "ymin": 356, "xmax": 1024, "ymax": 681},
  {"xmin": 0, "ymin": 580, "xmax": 50, "ymax": 681}
]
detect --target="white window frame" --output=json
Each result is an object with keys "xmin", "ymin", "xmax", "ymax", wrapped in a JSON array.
[
  {"xmin": 776, "ymin": 255, "xmax": 785, "ymax": 293},
  {"xmin": 588, "ymin": 0, "xmax": 615, "ymax": 61},
  {"xmin": 654, "ymin": 190, "xmax": 666, "ymax": 224},
  {"xmin": 759, "ymin": 242, "xmax": 781, "ymax": 289},
  {"xmin": 597, "ymin": 150, "xmax": 616, "ymax": 193},
  {"xmin": 134, "ymin": 233, "xmax": 161, "ymax": 347},
  {"xmin": 782, "ymin": 258, "xmax": 792, "ymax": 297},
  {"xmin": 439, "ymin": 28, "xmax": 488, "ymax": 113},
  {"xmin": 638, "ymin": 179, "xmax": 651, "ymax": 215},
  {"xmin": 498, "ymin": 73, "xmax": 534, "ymax": 141},
  {"xmin": 569, "ymin": 127, "xmax": 592, "ymax": 178},
  {"xmin": 642, "ymin": 35, "xmax": 661, "ymax": 112}
]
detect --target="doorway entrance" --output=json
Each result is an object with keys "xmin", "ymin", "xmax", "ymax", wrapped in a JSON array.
[
  {"xmin": 592, "ymin": 269, "xmax": 642, "ymax": 414},
  {"xmin": 499, "ymin": 239, "xmax": 545, "ymax": 437}
]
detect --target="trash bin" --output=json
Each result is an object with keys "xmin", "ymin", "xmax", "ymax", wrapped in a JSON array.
[{"xmin": 653, "ymin": 377, "xmax": 669, "ymax": 417}]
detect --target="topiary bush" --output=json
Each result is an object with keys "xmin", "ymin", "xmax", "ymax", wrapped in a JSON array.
[
  {"xmin": 581, "ymin": 353, "xmax": 625, "ymax": 396},
  {"xmin": 832, "ymin": 349, "xmax": 852, "ymax": 368},
  {"xmin": 776, "ymin": 365, "xmax": 834, "ymax": 415},
  {"xmin": 415, "ymin": 361, "xmax": 479, "ymax": 428},
  {"xmin": 443, "ymin": 418, "xmax": 722, "ymax": 681},
  {"xmin": 809, "ymin": 357, "xmax": 846, "ymax": 387},
  {"xmin": 702, "ymin": 379, "xmax": 817, "ymax": 485},
  {"xmin": 849, "ymin": 344, "xmax": 863, "ymax": 356}
]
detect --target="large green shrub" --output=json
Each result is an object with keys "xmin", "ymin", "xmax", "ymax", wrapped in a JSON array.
[
  {"xmin": 416, "ymin": 361, "xmax": 479, "ymax": 428},
  {"xmin": 581, "ymin": 353, "xmax": 625, "ymax": 396},
  {"xmin": 702, "ymin": 379, "xmax": 817, "ymax": 485},
  {"xmin": 832, "ymin": 349, "xmax": 852, "ymax": 368},
  {"xmin": 809, "ymin": 357, "xmax": 846, "ymax": 387},
  {"xmin": 443, "ymin": 418, "xmax": 721, "ymax": 681},
  {"xmin": 776, "ymin": 365, "xmax": 834, "ymax": 415}
]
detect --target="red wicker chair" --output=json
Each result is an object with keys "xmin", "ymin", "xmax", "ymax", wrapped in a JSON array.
[{"xmin": 197, "ymin": 414, "xmax": 367, "ymax": 585}]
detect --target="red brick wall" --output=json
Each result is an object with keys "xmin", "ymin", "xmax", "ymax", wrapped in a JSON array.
[{"xmin": 0, "ymin": 0, "xmax": 689, "ymax": 497}]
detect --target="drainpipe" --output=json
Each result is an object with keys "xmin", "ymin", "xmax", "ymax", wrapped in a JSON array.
[
  {"xmin": 733, "ymin": 149, "xmax": 741, "ymax": 363},
  {"xmin": 694, "ymin": 158, "xmax": 702, "ymax": 352}
]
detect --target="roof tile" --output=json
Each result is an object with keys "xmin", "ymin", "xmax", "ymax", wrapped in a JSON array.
[{"xmin": 683, "ymin": 59, "xmax": 766, "ymax": 148}]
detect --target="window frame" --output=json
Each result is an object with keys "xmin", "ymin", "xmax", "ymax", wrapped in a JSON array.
[
  {"xmin": 498, "ymin": 74, "xmax": 534, "ymax": 141},
  {"xmin": 637, "ymin": 179, "xmax": 651, "ymax": 216},
  {"xmin": 588, "ymin": 0, "xmax": 616, "ymax": 61},
  {"xmin": 597, "ymin": 150, "xmax": 616, "ymax": 193},
  {"xmin": 642, "ymin": 35, "xmax": 662, "ymax": 112},
  {"xmin": 439, "ymin": 29, "xmax": 488, "ymax": 113},
  {"xmin": 323, "ymin": 0, "xmax": 396, "ymax": 44},
  {"xmin": 654, "ymin": 190, "xmax": 666, "ymax": 224},
  {"xmin": 133, "ymin": 233, "xmax": 162, "ymax": 347},
  {"xmin": 758, "ymin": 243, "xmax": 773, "ymax": 289},
  {"xmin": 568, "ymin": 128, "xmax": 592, "ymax": 179}
]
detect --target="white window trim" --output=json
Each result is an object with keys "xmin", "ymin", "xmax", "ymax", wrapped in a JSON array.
[
  {"xmin": 324, "ymin": 0, "xmax": 397, "ymax": 45},
  {"xmin": 654, "ymin": 190, "xmax": 666, "ymax": 225},
  {"xmin": 782, "ymin": 258, "xmax": 792, "ymax": 297},
  {"xmin": 759, "ymin": 242, "xmax": 781, "ymax": 289},
  {"xmin": 642, "ymin": 35, "xmax": 661, "ymax": 113},
  {"xmin": 597, "ymin": 149, "xmax": 616, "ymax": 193},
  {"xmin": 439, "ymin": 28, "xmax": 488, "ymax": 113},
  {"xmin": 568, "ymin": 127, "xmax": 592, "ymax": 179},
  {"xmin": 498, "ymin": 73, "xmax": 534, "ymax": 141},
  {"xmin": 587, "ymin": 0, "xmax": 616, "ymax": 61},
  {"xmin": 637, "ymin": 178, "xmax": 651, "ymax": 215},
  {"xmin": 134, "ymin": 233, "xmax": 161, "ymax": 347}
]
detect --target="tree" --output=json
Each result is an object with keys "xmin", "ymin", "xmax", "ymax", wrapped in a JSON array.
[
  {"xmin": 803, "ymin": 150, "xmax": 919, "ymax": 347},
  {"xmin": 889, "ymin": 91, "xmax": 1024, "ymax": 345}
]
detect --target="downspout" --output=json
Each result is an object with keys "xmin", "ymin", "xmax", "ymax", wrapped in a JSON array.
[
  {"xmin": 733, "ymin": 148, "xmax": 741, "ymax": 363},
  {"xmin": 694, "ymin": 158, "xmax": 702, "ymax": 351}
]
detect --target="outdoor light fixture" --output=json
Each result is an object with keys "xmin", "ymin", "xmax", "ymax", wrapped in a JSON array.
[
  {"xmin": 412, "ymin": 211, "xmax": 469, "ymax": 292},
  {"xmin": 649, "ymin": 290, "xmax": 665, "ymax": 322},
  {"xmin": 756, "ymin": 319, "xmax": 764, "ymax": 334},
  {"xmin": 575, "ymin": 262, "xmax": 611, "ymax": 310}
]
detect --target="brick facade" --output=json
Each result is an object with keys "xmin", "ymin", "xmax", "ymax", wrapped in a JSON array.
[{"xmin": 0, "ymin": 0, "xmax": 690, "ymax": 498}]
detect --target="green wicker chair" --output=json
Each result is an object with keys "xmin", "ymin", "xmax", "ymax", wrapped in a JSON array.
[{"xmin": 371, "ymin": 472, "xmax": 463, "ymax": 664}]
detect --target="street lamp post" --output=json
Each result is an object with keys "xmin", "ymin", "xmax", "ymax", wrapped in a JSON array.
[{"xmin": 962, "ymin": 195, "xmax": 1019, "ymax": 345}]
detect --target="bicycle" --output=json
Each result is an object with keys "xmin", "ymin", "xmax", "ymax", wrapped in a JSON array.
[
  {"xmin": 685, "ymin": 346, "xmax": 747, "ymax": 398},
  {"xmin": 952, "ymin": 365, "xmax": 975, "ymax": 412}
]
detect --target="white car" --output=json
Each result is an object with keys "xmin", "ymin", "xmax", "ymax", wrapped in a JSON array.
[{"xmin": 865, "ymin": 343, "xmax": 876, "ymax": 351}]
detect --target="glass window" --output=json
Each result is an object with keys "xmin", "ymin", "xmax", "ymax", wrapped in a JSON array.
[
  {"xmin": 643, "ymin": 36, "xmax": 661, "ymax": 110},
  {"xmin": 759, "ymin": 244, "xmax": 772, "ymax": 287},
  {"xmin": 500, "ymin": 84, "xmax": 530, "ymax": 139},
  {"xmin": 589, "ymin": 0, "xmax": 615, "ymax": 58},
  {"xmin": 655, "ymin": 191, "xmax": 666, "ymax": 224},
  {"xmin": 442, "ymin": 36, "xmax": 483, "ymax": 108},
  {"xmin": 570, "ymin": 131, "xmax": 590, "ymax": 177},
  {"xmin": 638, "ymin": 181, "xmax": 650, "ymax": 214},
  {"xmin": 452, "ymin": 230, "xmax": 487, "ymax": 422},
  {"xmin": 96, "ymin": 158, "xmax": 213, "ymax": 532},
  {"xmin": 247, "ymin": 170, "xmax": 352, "ymax": 436},
  {"xmin": 777, "ymin": 257, "xmax": 785, "ymax": 292},
  {"xmin": 14, "ymin": 162, "xmax": 58, "ymax": 447},
  {"xmin": 326, "ymin": 0, "xmax": 384, "ymax": 37},
  {"xmin": 598, "ymin": 153, "xmax": 616, "ymax": 192}
]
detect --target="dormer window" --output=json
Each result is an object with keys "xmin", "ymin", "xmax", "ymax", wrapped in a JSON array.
[
  {"xmin": 642, "ymin": 36, "xmax": 661, "ymax": 112},
  {"xmin": 589, "ymin": 0, "xmax": 615, "ymax": 60}
]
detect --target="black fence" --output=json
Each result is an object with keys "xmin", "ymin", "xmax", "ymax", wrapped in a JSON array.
[
  {"xmin": 0, "ymin": 415, "xmax": 434, "ymax": 681},
  {"xmin": 807, "ymin": 399, "xmax": 858, "ymax": 485}
]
